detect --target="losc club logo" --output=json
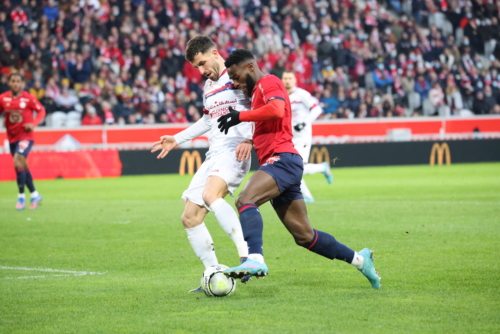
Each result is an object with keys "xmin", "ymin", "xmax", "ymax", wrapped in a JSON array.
[
  {"xmin": 430, "ymin": 143, "xmax": 451, "ymax": 166},
  {"xmin": 309, "ymin": 146, "xmax": 330, "ymax": 165},
  {"xmin": 179, "ymin": 150, "xmax": 202, "ymax": 175},
  {"xmin": 264, "ymin": 156, "xmax": 281, "ymax": 166}
]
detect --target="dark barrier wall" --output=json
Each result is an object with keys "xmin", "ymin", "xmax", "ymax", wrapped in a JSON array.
[{"xmin": 119, "ymin": 139, "xmax": 500, "ymax": 175}]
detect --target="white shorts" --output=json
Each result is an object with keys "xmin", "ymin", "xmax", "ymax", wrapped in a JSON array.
[
  {"xmin": 293, "ymin": 137, "xmax": 312, "ymax": 163},
  {"xmin": 182, "ymin": 151, "xmax": 251, "ymax": 210}
]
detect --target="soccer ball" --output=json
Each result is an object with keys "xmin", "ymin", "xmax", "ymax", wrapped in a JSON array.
[{"xmin": 201, "ymin": 264, "xmax": 236, "ymax": 297}]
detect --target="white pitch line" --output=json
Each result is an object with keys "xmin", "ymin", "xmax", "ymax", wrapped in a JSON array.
[
  {"xmin": 4, "ymin": 274, "xmax": 78, "ymax": 279},
  {"xmin": 0, "ymin": 266, "xmax": 106, "ymax": 278}
]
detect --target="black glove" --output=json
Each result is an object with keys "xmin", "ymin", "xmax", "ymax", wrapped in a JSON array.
[
  {"xmin": 294, "ymin": 122, "xmax": 306, "ymax": 132},
  {"xmin": 217, "ymin": 106, "xmax": 241, "ymax": 135}
]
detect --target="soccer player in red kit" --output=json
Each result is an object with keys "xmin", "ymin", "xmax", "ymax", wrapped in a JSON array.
[
  {"xmin": 0, "ymin": 73, "xmax": 46, "ymax": 210},
  {"xmin": 217, "ymin": 49, "xmax": 380, "ymax": 288}
]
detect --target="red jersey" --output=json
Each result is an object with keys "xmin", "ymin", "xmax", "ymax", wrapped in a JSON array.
[
  {"xmin": 0, "ymin": 91, "xmax": 46, "ymax": 143},
  {"xmin": 251, "ymin": 75, "xmax": 299, "ymax": 165}
]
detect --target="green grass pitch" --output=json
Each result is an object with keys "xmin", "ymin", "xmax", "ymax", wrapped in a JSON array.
[{"xmin": 1, "ymin": 163, "xmax": 499, "ymax": 333}]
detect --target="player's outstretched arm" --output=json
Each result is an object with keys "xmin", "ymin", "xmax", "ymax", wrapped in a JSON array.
[
  {"xmin": 152, "ymin": 115, "xmax": 212, "ymax": 158},
  {"xmin": 151, "ymin": 135, "xmax": 178, "ymax": 159}
]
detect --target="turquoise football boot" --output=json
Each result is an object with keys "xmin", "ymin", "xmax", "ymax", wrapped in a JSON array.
[
  {"xmin": 223, "ymin": 259, "xmax": 268, "ymax": 279},
  {"xmin": 322, "ymin": 162, "xmax": 333, "ymax": 184},
  {"xmin": 358, "ymin": 248, "xmax": 381, "ymax": 289}
]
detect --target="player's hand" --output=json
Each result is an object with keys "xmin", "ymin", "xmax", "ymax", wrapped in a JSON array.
[
  {"xmin": 236, "ymin": 139, "xmax": 253, "ymax": 161},
  {"xmin": 294, "ymin": 122, "xmax": 306, "ymax": 132},
  {"xmin": 151, "ymin": 135, "xmax": 178, "ymax": 159},
  {"xmin": 217, "ymin": 106, "xmax": 241, "ymax": 135},
  {"xmin": 24, "ymin": 123, "xmax": 34, "ymax": 132}
]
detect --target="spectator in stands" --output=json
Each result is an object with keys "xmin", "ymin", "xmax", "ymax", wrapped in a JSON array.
[
  {"xmin": 429, "ymin": 82, "xmax": 446, "ymax": 115},
  {"xmin": 472, "ymin": 91, "xmax": 491, "ymax": 115},
  {"xmin": 414, "ymin": 75, "xmax": 431, "ymax": 101},
  {"xmin": 492, "ymin": 105, "xmax": 500, "ymax": 115},
  {"xmin": 82, "ymin": 104, "xmax": 103, "ymax": 126},
  {"xmin": 40, "ymin": 90, "xmax": 57, "ymax": 116},
  {"xmin": 320, "ymin": 89, "xmax": 339, "ymax": 118},
  {"xmin": 373, "ymin": 63, "xmax": 393, "ymax": 92},
  {"xmin": 0, "ymin": 75, "xmax": 8, "ymax": 94},
  {"xmin": 29, "ymin": 80, "xmax": 45, "ymax": 100},
  {"xmin": 0, "ymin": 0, "xmax": 496, "ymax": 128},
  {"xmin": 483, "ymin": 85, "xmax": 497, "ymax": 113},
  {"xmin": 56, "ymin": 87, "xmax": 79, "ymax": 113}
]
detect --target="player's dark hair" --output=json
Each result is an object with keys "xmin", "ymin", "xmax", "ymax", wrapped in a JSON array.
[
  {"xmin": 8, "ymin": 72, "xmax": 23, "ymax": 81},
  {"xmin": 224, "ymin": 49, "xmax": 255, "ymax": 68},
  {"xmin": 185, "ymin": 36, "xmax": 217, "ymax": 62}
]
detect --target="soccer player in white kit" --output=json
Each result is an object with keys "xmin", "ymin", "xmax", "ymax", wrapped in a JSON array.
[
  {"xmin": 282, "ymin": 70, "xmax": 332, "ymax": 203},
  {"xmin": 151, "ymin": 36, "xmax": 253, "ymax": 291}
]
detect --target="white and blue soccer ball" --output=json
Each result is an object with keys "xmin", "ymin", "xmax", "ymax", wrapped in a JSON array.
[{"xmin": 201, "ymin": 264, "xmax": 236, "ymax": 297}]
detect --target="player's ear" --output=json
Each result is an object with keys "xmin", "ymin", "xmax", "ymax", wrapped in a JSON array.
[
  {"xmin": 211, "ymin": 49, "xmax": 219, "ymax": 59},
  {"xmin": 246, "ymin": 62, "xmax": 254, "ymax": 73}
]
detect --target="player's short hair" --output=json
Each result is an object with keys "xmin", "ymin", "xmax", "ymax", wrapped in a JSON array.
[
  {"xmin": 224, "ymin": 49, "xmax": 255, "ymax": 69},
  {"xmin": 185, "ymin": 36, "xmax": 216, "ymax": 62},
  {"xmin": 282, "ymin": 70, "xmax": 295, "ymax": 76},
  {"xmin": 8, "ymin": 72, "xmax": 23, "ymax": 80}
]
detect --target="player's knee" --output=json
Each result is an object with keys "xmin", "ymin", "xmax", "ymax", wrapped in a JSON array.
[
  {"xmin": 181, "ymin": 212, "xmax": 202, "ymax": 229},
  {"xmin": 201, "ymin": 190, "xmax": 219, "ymax": 207},
  {"xmin": 13, "ymin": 156, "xmax": 25, "ymax": 169},
  {"xmin": 293, "ymin": 230, "xmax": 315, "ymax": 247},
  {"xmin": 235, "ymin": 194, "xmax": 251, "ymax": 208}
]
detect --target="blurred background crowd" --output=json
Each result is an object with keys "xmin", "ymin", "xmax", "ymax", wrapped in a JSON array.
[{"xmin": 0, "ymin": 0, "xmax": 499, "ymax": 127}]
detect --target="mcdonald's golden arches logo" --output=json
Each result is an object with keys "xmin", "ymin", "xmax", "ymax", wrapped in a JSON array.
[
  {"xmin": 430, "ymin": 143, "xmax": 451, "ymax": 166},
  {"xmin": 309, "ymin": 146, "xmax": 330, "ymax": 165},
  {"xmin": 179, "ymin": 150, "xmax": 202, "ymax": 175}
]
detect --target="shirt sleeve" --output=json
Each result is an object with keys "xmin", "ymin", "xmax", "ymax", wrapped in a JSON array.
[
  {"xmin": 30, "ymin": 95, "xmax": 46, "ymax": 126},
  {"xmin": 303, "ymin": 93, "xmax": 322, "ymax": 124},
  {"xmin": 261, "ymin": 79, "xmax": 287, "ymax": 105},
  {"xmin": 173, "ymin": 114, "xmax": 211, "ymax": 145}
]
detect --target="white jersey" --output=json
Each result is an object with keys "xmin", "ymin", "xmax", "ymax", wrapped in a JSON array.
[
  {"xmin": 289, "ymin": 87, "xmax": 322, "ymax": 140},
  {"xmin": 174, "ymin": 69, "xmax": 253, "ymax": 158}
]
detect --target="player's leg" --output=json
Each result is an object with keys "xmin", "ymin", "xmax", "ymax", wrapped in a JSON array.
[
  {"xmin": 294, "ymin": 139, "xmax": 315, "ymax": 203},
  {"xmin": 12, "ymin": 151, "xmax": 27, "ymax": 210},
  {"xmin": 202, "ymin": 175, "xmax": 248, "ymax": 261},
  {"xmin": 181, "ymin": 160, "xmax": 219, "ymax": 292},
  {"xmin": 275, "ymin": 199, "xmax": 381, "ymax": 288},
  {"xmin": 181, "ymin": 200, "xmax": 216, "ymax": 293},
  {"xmin": 223, "ymin": 170, "xmax": 281, "ymax": 278},
  {"xmin": 19, "ymin": 141, "xmax": 42, "ymax": 209},
  {"xmin": 181, "ymin": 200, "xmax": 216, "ymax": 268},
  {"xmin": 301, "ymin": 141, "xmax": 332, "ymax": 184}
]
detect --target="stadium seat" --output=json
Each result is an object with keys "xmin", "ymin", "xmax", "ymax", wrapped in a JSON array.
[
  {"xmin": 408, "ymin": 92, "xmax": 421, "ymax": 112},
  {"xmin": 51, "ymin": 112, "xmax": 67, "ymax": 128},
  {"xmin": 66, "ymin": 111, "xmax": 82, "ymax": 128}
]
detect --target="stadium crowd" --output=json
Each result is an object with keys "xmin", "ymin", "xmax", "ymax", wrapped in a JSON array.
[{"xmin": 0, "ymin": 0, "xmax": 499, "ymax": 127}]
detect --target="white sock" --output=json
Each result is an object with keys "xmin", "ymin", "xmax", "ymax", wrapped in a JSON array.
[
  {"xmin": 248, "ymin": 253, "xmax": 265, "ymax": 263},
  {"xmin": 300, "ymin": 179, "xmax": 314, "ymax": 199},
  {"xmin": 304, "ymin": 163, "xmax": 326, "ymax": 175},
  {"xmin": 210, "ymin": 198, "xmax": 248, "ymax": 258},
  {"xmin": 18, "ymin": 193, "xmax": 25, "ymax": 199},
  {"xmin": 351, "ymin": 252, "xmax": 364, "ymax": 269},
  {"xmin": 185, "ymin": 223, "xmax": 218, "ymax": 268},
  {"xmin": 31, "ymin": 191, "xmax": 39, "ymax": 198}
]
